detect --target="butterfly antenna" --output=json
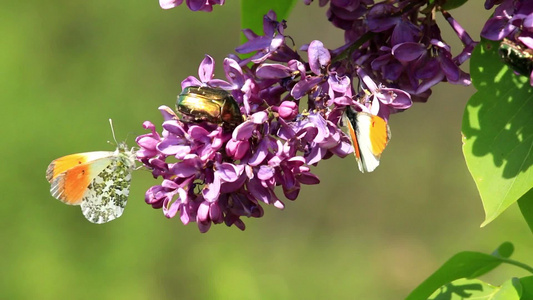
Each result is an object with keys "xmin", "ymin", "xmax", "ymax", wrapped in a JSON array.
[{"xmin": 108, "ymin": 119, "xmax": 119, "ymax": 146}]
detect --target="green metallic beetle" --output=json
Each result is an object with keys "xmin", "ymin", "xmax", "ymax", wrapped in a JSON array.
[
  {"xmin": 499, "ymin": 38, "xmax": 533, "ymax": 77},
  {"xmin": 176, "ymin": 86, "xmax": 243, "ymax": 128}
]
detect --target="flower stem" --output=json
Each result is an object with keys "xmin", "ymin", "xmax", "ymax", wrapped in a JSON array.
[{"xmin": 499, "ymin": 257, "xmax": 533, "ymax": 274}]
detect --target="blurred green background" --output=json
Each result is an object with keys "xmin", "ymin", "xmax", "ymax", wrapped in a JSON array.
[{"xmin": 2, "ymin": 1, "xmax": 531, "ymax": 299}]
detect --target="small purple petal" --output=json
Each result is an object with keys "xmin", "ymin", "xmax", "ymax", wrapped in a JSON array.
[
  {"xmin": 203, "ymin": 173, "xmax": 221, "ymax": 202},
  {"xmin": 248, "ymin": 138, "xmax": 270, "ymax": 166},
  {"xmin": 216, "ymin": 162, "xmax": 242, "ymax": 182},
  {"xmin": 180, "ymin": 202, "xmax": 192, "ymax": 225},
  {"xmin": 256, "ymin": 63, "xmax": 293, "ymax": 79},
  {"xmin": 257, "ymin": 165, "xmax": 275, "ymax": 180},
  {"xmin": 198, "ymin": 55, "xmax": 215, "ymax": 83},
  {"xmin": 161, "ymin": 179, "xmax": 179, "ymax": 189},
  {"xmin": 251, "ymin": 111, "xmax": 268, "ymax": 124},
  {"xmin": 274, "ymin": 199, "xmax": 285, "ymax": 209},
  {"xmin": 391, "ymin": 20, "xmax": 420, "ymax": 45},
  {"xmin": 136, "ymin": 136, "xmax": 158, "ymax": 151},
  {"xmin": 223, "ymin": 58, "xmax": 245, "ymax": 88},
  {"xmin": 247, "ymin": 177, "xmax": 272, "ymax": 204},
  {"xmin": 306, "ymin": 145, "xmax": 326, "ymax": 165},
  {"xmin": 162, "ymin": 120, "xmax": 186, "ymax": 136},
  {"xmin": 160, "ymin": 0, "xmax": 183, "ymax": 9},
  {"xmin": 209, "ymin": 202, "xmax": 223, "ymax": 224},
  {"xmin": 392, "ymin": 43, "xmax": 426, "ymax": 62},
  {"xmin": 197, "ymin": 201, "xmax": 210, "ymax": 222},
  {"xmin": 236, "ymin": 36, "xmax": 274, "ymax": 54},
  {"xmin": 170, "ymin": 158, "xmax": 200, "ymax": 178},
  {"xmin": 158, "ymin": 106, "xmax": 178, "ymax": 121},
  {"xmin": 291, "ymin": 77, "xmax": 323, "ymax": 99},
  {"xmin": 357, "ymin": 68, "xmax": 378, "ymax": 92},
  {"xmin": 439, "ymin": 55, "xmax": 460, "ymax": 81},
  {"xmin": 481, "ymin": 16, "xmax": 515, "ymax": 40},
  {"xmin": 197, "ymin": 221, "xmax": 212, "ymax": 233},
  {"xmin": 145, "ymin": 185, "xmax": 165, "ymax": 205},
  {"xmin": 518, "ymin": 35, "xmax": 533, "ymax": 48},
  {"xmin": 188, "ymin": 125, "xmax": 210, "ymax": 141},
  {"xmin": 233, "ymin": 121, "xmax": 255, "ymax": 140},
  {"xmin": 157, "ymin": 136, "xmax": 187, "ymax": 156},
  {"xmin": 296, "ymin": 172, "xmax": 320, "ymax": 185},
  {"xmin": 181, "ymin": 76, "xmax": 202, "ymax": 89},
  {"xmin": 308, "ymin": 40, "xmax": 331, "ymax": 75},
  {"xmin": 333, "ymin": 96, "xmax": 353, "ymax": 106}
]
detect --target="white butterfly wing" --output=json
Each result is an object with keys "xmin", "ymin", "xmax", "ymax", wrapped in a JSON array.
[{"xmin": 80, "ymin": 151, "xmax": 135, "ymax": 224}]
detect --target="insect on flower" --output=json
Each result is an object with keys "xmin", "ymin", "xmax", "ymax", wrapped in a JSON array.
[
  {"xmin": 499, "ymin": 38, "xmax": 533, "ymax": 77},
  {"xmin": 344, "ymin": 107, "xmax": 391, "ymax": 173},
  {"xmin": 46, "ymin": 120, "xmax": 136, "ymax": 224},
  {"xmin": 176, "ymin": 86, "xmax": 243, "ymax": 128}
]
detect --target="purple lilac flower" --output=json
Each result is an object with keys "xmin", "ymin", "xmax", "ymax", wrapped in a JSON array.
[
  {"xmin": 305, "ymin": 0, "xmax": 477, "ymax": 102},
  {"xmin": 139, "ymin": 10, "xmax": 422, "ymax": 232},
  {"xmin": 353, "ymin": 68, "xmax": 412, "ymax": 121},
  {"xmin": 235, "ymin": 11, "xmax": 300, "ymax": 64},
  {"xmin": 481, "ymin": 0, "xmax": 531, "ymax": 42},
  {"xmin": 138, "ymin": 41, "xmax": 354, "ymax": 231},
  {"xmin": 163, "ymin": 0, "xmax": 477, "ymax": 100}
]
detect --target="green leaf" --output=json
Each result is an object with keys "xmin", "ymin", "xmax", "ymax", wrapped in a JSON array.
[
  {"xmin": 441, "ymin": 0, "xmax": 469, "ymax": 10},
  {"xmin": 406, "ymin": 243, "xmax": 514, "ymax": 300},
  {"xmin": 429, "ymin": 278, "xmax": 523, "ymax": 300},
  {"xmin": 492, "ymin": 241, "xmax": 515, "ymax": 258},
  {"xmin": 519, "ymin": 276, "xmax": 533, "ymax": 300},
  {"xmin": 462, "ymin": 39, "xmax": 533, "ymax": 227},
  {"xmin": 429, "ymin": 278, "xmax": 499, "ymax": 300},
  {"xmin": 518, "ymin": 189, "xmax": 533, "ymax": 234},
  {"xmin": 241, "ymin": 0, "xmax": 297, "ymax": 39},
  {"xmin": 493, "ymin": 278, "xmax": 522, "ymax": 300}
]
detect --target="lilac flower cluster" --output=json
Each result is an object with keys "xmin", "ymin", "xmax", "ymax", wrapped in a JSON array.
[
  {"xmin": 147, "ymin": 0, "xmax": 481, "ymax": 232},
  {"xmin": 161, "ymin": 0, "xmax": 477, "ymax": 102},
  {"xmin": 137, "ymin": 11, "xmax": 413, "ymax": 232},
  {"xmin": 304, "ymin": 0, "xmax": 476, "ymax": 102},
  {"xmin": 482, "ymin": 0, "xmax": 533, "ymax": 84}
]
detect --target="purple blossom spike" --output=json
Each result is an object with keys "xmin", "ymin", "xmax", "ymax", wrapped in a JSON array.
[
  {"xmin": 139, "ymin": 53, "xmax": 353, "ymax": 232},
  {"xmin": 304, "ymin": 0, "xmax": 477, "ymax": 100},
  {"xmin": 138, "ymin": 5, "xmax": 481, "ymax": 231}
]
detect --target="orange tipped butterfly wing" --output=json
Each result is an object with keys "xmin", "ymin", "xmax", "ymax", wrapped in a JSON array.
[
  {"xmin": 46, "ymin": 147, "xmax": 135, "ymax": 224},
  {"xmin": 47, "ymin": 151, "xmax": 112, "ymax": 204},
  {"xmin": 345, "ymin": 109, "xmax": 391, "ymax": 173}
]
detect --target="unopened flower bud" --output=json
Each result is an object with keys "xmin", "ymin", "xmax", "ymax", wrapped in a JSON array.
[{"xmin": 278, "ymin": 101, "xmax": 299, "ymax": 120}]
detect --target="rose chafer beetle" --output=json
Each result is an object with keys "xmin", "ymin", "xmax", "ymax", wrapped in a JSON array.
[
  {"xmin": 176, "ymin": 86, "xmax": 243, "ymax": 129},
  {"xmin": 499, "ymin": 38, "xmax": 533, "ymax": 77}
]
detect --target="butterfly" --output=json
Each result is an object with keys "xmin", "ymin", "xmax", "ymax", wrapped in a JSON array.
[
  {"xmin": 344, "ymin": 108, "xmax": 391, "ymax": 173},
  {"xmin": 46, "ymin": 120, "xmax": 136, "ymax": 224}
]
